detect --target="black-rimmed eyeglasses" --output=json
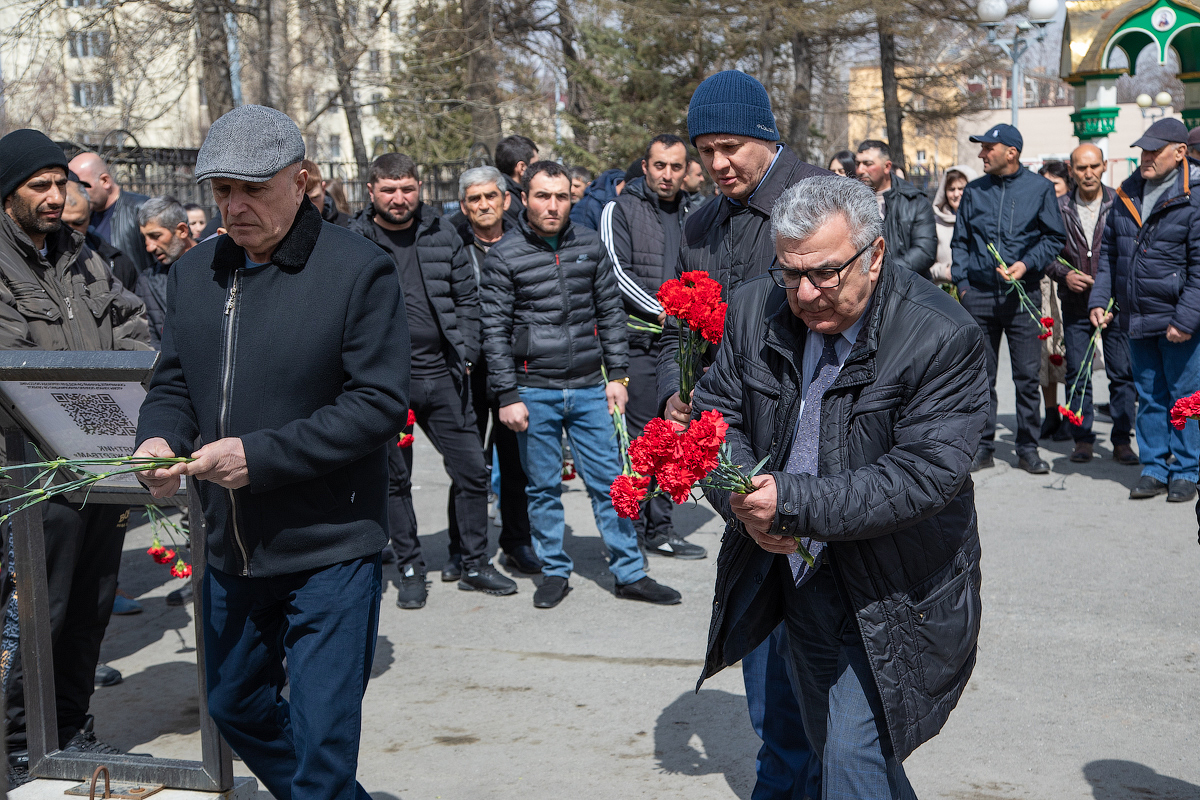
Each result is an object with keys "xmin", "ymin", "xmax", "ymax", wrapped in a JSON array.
[{"xmin": 767, "ymin": 240, "xmax": 875, "ymax": 290}]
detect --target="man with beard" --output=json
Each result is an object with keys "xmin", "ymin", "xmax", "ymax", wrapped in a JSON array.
[
  {"xmin": 0, "ymin": 129, "xmax": 151, "ymax": 787},
  {"xmin": 481, "ymin": 160, "xmax": 680, "ymax": 609},
  {"xmin": 349, "ymin": 153, "xmax": 517, "ymax": 607},
  {"xmin": 136, "ymin": 196, "xmax": 197, "ymax": 347}
]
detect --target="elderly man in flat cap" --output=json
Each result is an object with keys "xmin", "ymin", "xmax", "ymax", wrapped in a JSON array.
[{"xmin": 133, "ymin": 105, "xmax": 409, "ymax": 799}]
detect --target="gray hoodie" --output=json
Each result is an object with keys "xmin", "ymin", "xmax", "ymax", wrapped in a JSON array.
[{"xmin": 931, "ymin": 164, "xmax": 978, "ymax": 283}]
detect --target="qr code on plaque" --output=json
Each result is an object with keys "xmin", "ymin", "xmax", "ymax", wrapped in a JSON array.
[{"xmin": 50, "ymin": 393, "xmax": 138, "ymax": 437}]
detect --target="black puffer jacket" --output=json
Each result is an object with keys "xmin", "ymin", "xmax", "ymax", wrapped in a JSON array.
[
  {"xmin": 349, "ymin": 202, "xmax": 479, "ymax": 382},
  {"xmin": 692, "ymin": 260, "xmax": 989, "ymax": 762},
  {"xmin": 656, "ymin": 145, "xmax": 827, "ymax": 411},
  {"xmin": 480, "ymin": 214, "xmax": 629, "ymax": 406},
  {"xmin": 882, "ymin": 175, "xmax": 937, "ymax": 278},
  {"xmin": 134, "ymin": 262, "xmax": 169, "ymax": 348}
]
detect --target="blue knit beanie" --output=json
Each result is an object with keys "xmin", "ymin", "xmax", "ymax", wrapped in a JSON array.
[{"xmin": 687, "ymin": 71, "xmax": 779, "ymax": 145}]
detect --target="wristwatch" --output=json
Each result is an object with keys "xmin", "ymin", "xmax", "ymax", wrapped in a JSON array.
[{"xmin": 615, "ymin": 376, "xmax": 630, "ymax": 387}]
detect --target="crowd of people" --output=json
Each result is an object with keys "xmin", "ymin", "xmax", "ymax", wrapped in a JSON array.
[{"xmin": 0, "ymin": 63, "xmax": 1197, "ymax": 798}]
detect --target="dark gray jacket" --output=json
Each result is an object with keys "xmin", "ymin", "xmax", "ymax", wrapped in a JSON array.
[
  {"xmin": 656, "ymin": 145, "xmax": 827, "ymax": 412},
  {"xmin": 882, "ymin": 175, "xmax": 937, "ymax": 278},
  {"xmin": 136, "ymin": 200, "xmax": 410, "ymax": 578},
  {"xmin": 480, "ymin": 214, "xmax": 629, "ymax": 406},
  {"xmin": 692, "ymin": 260, "xmax": 988, "ymax": 762},
  {"xmin": 349, "ymin": 202, "xmax": 480, "ymax": 383}
]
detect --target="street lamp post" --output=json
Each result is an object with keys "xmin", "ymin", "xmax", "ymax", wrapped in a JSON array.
[
  {"xmin": 977, "ymin": 0, "xmax": 1059, "ymax": 128},
  {"xmin": 1136, "ymin": 91, "xmax": 1174, "ymax": 124}
]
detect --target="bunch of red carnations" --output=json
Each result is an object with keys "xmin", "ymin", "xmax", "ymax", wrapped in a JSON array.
[
  {"xmin": 1171, "ymin": 391, "xmax": 1200, "ymax": 430},
  {"xmin": 1058, "ymin": 297, "xmax": 1115, "ymax": 427},
  {"xmin": 988, "ymin": 243, "xmax": 1052, "ymax": 339},
  {"xmin": 397, "ymin": 409, "xmax": 416, "ymax": 448},
  {"xmin": 145, "ymin": 503, "xmax": 192, "ymax": 579},
  {"xmin": 657, "ymin": 271, "xmax": 727, "ymax": 403}
]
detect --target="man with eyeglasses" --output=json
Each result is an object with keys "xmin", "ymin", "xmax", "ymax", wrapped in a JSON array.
[{"xmin": 692, "ymin": 175, "xmax": 988, "ymax": 799}]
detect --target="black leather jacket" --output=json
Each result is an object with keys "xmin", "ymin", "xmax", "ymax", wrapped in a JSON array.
[
  {"xmin": 692, "ymin": 260, "xmax": 988, "ymax": 761},
  {"xmin": 108, "ymin": 189, "xmax": 155, "ymax": 276},
  {"xmin": 882, "ymin": 175, "xmax": 937, "ymax": 278}
]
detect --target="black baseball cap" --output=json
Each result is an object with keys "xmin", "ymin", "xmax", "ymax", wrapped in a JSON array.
[
  {"xmin": 1132, "ymin": 118, "xmax": 1189, "ymax": 150},
  {"xmin": 970, "ymin": 123, "xmax": 1023, "ymax": 153}
]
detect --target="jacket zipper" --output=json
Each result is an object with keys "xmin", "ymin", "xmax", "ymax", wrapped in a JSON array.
[
  {"xmin": 219, "ymin": 270, "xmax": 252, "ymax": 576},
  {"xmin": 556, "ymin": 252, "xmax": 574, "ymax": 378}
]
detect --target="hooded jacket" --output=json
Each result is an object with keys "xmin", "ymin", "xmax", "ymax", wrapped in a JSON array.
[
  {"xmin": 1091, "ymin": 160, "xmax": 1200, "ymax": 339},
  {"xmin": 655, "ymin": 144, "xmax": 827, "ymax": 412},
  {"xmin": 1044, "ymin": 186, "xmax": 1115, "ymax": 319},
  {"xmin": 480, "ymin": 213, "xmax": 629, "ymax": 406},
  {"xmin": 881, "ymin": 174, "xmax": 937, "ymax": 278},
  {"xmin": 950, "ymin": 165, "xmax": 1066, "ymax": 295},
  {"xmin": 570, "ymin": 169, "xmax": 626, "ymax": 232},
  {"xmin": 0, "ymin": 213, "xmax": 150, "ymax": 351},
  {"xmin": 135, "ymin": 200, "xmax": 410, "ymax": 578},
  {"xmin": 692, "ymin": 260, "xmax": 988, "ymax": 762},
  {"xmin": 930, "ymin": 165, "xmax": 978, "ymax": 284},
  {"xmin": 348, "ymin": 201, "xmax": 480, "ymax": 383}
]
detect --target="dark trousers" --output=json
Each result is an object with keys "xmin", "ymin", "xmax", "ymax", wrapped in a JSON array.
[
  {"xmin": 454, "ymin": 361, "xmax": 530, "ymax": 554},
  {"xmin": 1061, "ymin": 312, "xmax": 1135, "ymax": 445},
  {"xmin": 386, "ymin": 373, "xmax": 491, "ymax": 571},
  {"xmin": 742, "ymin": 623, "xmax": 821, "ymax": 800},
  {"xmin": 203, "ymin": 556, "xmax": 382, "ymax": 800},
  {"xmin": 962, "ymin": 288, "xmax": 1043, "ymax": 456},
  {"xmin": 5, "ymin": 501, "xmax": 128, "ymax": 748},
  {"xmin": 778, "ymin": 561, "xmax": 915, "ymax": 800},
  {"xmin": 625, "ymin": 342, "xmax": 675, "ymax": 539}
]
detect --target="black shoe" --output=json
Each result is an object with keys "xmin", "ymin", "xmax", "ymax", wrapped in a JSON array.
[
  {"xmin": 614, "ymin": 576, "xmax": 682, "ymax": 605},
  {"xmin": 1167, "ymin": 478, "xmax": 1197, "ymax": 503},
  {"xmin": 533, "ymin": 576, "xmax": 570, "ymax": 609},
  {"xmin": 458, "ymin": 564, "xmax": 518, "ymax": 595},
  {"xmin": 501, "ymin": 545, "xmax": 542, "ymax": 574},
  {"xmin": 441, "ymin": 553, "xmax": 463, "ymax": 582},
  {"xmin": 970, "ymin": 449, "xmax": 994, "ymax": 472},
  {"xmin": 7, "ymin": 762, "xmax": 30, "ymax": 789},
  {"xmin": 166, "ymin": 581, "xmax": 194, "ymax": 607},
  {"xmin": 1016, "ymin": 454, "xmax": 1050, "ymax": 474},
  {"xmin": 95, "ymin": 664, "xmax": 122, "ymax": 687},
  {"xmin": 1051, "ymin": 419, "xmax": 1073, "ymax": 442},
  {"xmin": 396, "ymin": 564, "xmax": 428, "ymax": 609},
  {"xmin": 1129, "ymin": 475, "xmax": 1168, "ymax": 499},
  {"xmin": 62, "ymin": 719, "xmax": 122, "ymax": 756},
  {"xmin": 1039, "ymin": 409, "xmax": 1062, "ymax": 440},
  {"xmin": 643, "ymin": 531, "xmax": 707, "ymax": 560},
  {"xmin": 380, "ymin": 544, "xmax": 397, "ymax": 564}
]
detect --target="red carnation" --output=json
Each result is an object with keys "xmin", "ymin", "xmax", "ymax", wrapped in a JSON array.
[
  {"xmin": 1049, "ymin": 354, "xmax": 1064, "ymax": 366},
  {"xmin": 398, "ymin": 434, "xmax": 414, "ymax": 448},
  {"xmin": 1041, "ymin": 316, "xmax": 1054, "ymax": 329},
  {"xmin": 1171, "ymin": 391, "xmax": 1200, "ymax": 429},
  {"xmin": 655, "ymin": 462, "xmax": 697, "ymax": 504},
  {"xmin": 170, "ymin": 559, "xmax": 192, "ymax": 579},
  {"xmin": 1058, "ymin": 404, "xmax": 1083, "ymax": 427},
  {"xmin": 406, "ymin": 409, "xmax": 416, "ymax": 426},
  {"xmin": 610, "ymin": 474, "xmax": 651, "ymax": 519},
  {"xmin": 562, "ymin": 461, "xmax": 577, "ymax": 481}
]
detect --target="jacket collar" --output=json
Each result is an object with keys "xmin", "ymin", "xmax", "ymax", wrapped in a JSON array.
[
  {"xmin": 516, "ymin": 209, "xmax": 574, "ymax": 251},
  {"xmin": 211, "ymin": 197, "xmax": 322, "ymax": 274},
  {"xmin": 1117, "ymin": 161, "xmax": 1195, "ymax": 227},
  {"xmin": 713, "ymin": 144, "xmax": 802, "ymax": 228},
  {"xmin": 0, "ymin": 212, "xmax": 85, "ymax": 273}
]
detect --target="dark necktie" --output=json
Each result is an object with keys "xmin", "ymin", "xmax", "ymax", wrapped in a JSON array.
[{"xmin": 785, "ymin": 333, "xmax": 841, "ymax": 585}]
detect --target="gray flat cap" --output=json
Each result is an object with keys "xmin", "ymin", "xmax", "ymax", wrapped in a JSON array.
[{"xmin": 195, "ymin": 104, "xmax": 305, "ymax": 184}]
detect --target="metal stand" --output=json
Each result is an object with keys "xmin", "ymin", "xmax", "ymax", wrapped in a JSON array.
[{"xmin": 0, "ymin": 352, "xmax": 236, "ymax": 791}]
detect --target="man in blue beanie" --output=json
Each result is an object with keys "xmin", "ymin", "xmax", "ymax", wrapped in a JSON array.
[{"xmin": 657, "ymin": 69, "xmax": 824, "ymax": 800}]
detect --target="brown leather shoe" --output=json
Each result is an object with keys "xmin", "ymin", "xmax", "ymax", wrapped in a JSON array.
[
  {"xmin": 1113, "ymin": 443, "xmax": 1139, "ymax": 465},
  {"xmin": 1070, "ymin": 441, "xmax": 1093, "ymax": 463}
]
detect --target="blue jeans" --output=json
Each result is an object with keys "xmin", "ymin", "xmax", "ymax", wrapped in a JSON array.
[
  {"xmin": 1061, "ymin": 312, "xmax": 1134, "ymax": 445},
  {"xmin": 778, "ymin": 562, "xmax": 916, "ymax": 800},
  {"xmin": 203, "ymin": 557, "xmax": 383, "ymax": 800},
  {"xmin": 743, "ymin": 623, "xmax": 821, "ymax": 800},
  {"xmin": 515, "ymin": 386, "xmax": 646, "ymax": 585},
  {"xmin": 1129, "ymin": 334, "xmax": 1200, "ymax": 483}
]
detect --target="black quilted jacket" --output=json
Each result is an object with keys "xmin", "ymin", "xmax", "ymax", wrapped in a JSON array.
[
  {"xmin": 480, "ymin": 213, "xmax": 629, "ymax": 406},
  {"xmin": 692, "ymin": 259, "xmax": 988, "ymax": 762}
]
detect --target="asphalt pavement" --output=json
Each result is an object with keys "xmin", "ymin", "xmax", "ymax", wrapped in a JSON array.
[{"xmin": 86, "ymin": 342, "xmax": 1200, "ymax": 799}]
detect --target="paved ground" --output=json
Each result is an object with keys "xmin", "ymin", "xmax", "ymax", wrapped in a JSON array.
[{"xmin": 86, "ymin": 344, "xmax": 1200, "ymax": 800}]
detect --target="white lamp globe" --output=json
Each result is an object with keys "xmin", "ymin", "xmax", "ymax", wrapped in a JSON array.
[
  {"xmin": 1137, "ymin": 93, "xmax": 1153, "ymax": 108},
  {"xmin": 1027, "ymin": 0, "xmax": 1058, "ymax": 23},
  {"xmin": 1155, "ymin": 91, "xmax": 1173, "ymax": 107},
  {"xmin": 978, "ymin": 0, "xmax": 1008, "ymax": 23}
]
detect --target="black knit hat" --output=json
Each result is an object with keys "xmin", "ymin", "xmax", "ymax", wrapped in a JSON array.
[{"xmin": 0, "ymin": 129, "xmax": 69, "ymax": 202}]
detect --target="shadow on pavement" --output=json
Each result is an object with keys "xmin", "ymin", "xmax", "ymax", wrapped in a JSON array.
[
  {"xmin": 371, "ymin": 635, "xmax": 394, "ymax": 679},
  {"xmin": 672, "ymin": 501, "xmax": 717, "ymax": 539},
  {"xmin": 91, "ymin": 661, "xmax": 201, "ymax": 752},
  {"xmin": 101, "ymin": 596, "xmax": 193, "ymax": 663},
  {"xmin": 1084, "ymin": 759, "xmax": 1200, "ymax": 799},
  {"xmin": 653, "ymin": 688, "xmax": 757, "ymax": 800}
]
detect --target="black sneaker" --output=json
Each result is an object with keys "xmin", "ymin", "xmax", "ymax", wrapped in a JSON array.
[
  {"xmin": 614, "ymin": 576, "xmax": 681, "ymax": 605},
  {"xmin": 1129, "ymin": 475, "xmax": 1168, "ymax": 499},
  {"xmin": 533, "ymin": 576, "xmax": 570, "ymax": 609},
  {"xmin": 500, "ymin": 545, "xmax": 542, "ymax": 574},
  {"xmin": 970, "ymin": 449, "xmax": 994, "ymax": 472},
  {"xmin": 643, "ymin": 531, "xmax": 707, "ymax": 560},
  {"xmin": 441, "ymin": 553, "xmax": 463, "ymax": 583},
  {"xmin": 1167, "ymin": 478, "xmax": 1197, "ymax": 503},
  {"xmin": 166, "ymin": 581, "xmax": 194, "ymax": 607},
  {"xmin": 94, "ymin": 664, "xmax": 122, "ymax": 687},
  {"xmin": 396, "ymin": 564, "xmax": 428, "ymax": 609},
  {"xmin": 62, "ymin": 720, "xmax": 122, "ymax": 756},
  {"xmin": 458, "ymin": 564, "xmax": 518, "ymax": 595}
]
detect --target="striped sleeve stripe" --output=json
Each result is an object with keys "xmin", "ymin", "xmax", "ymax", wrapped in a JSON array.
[{"xmin": 600, "ymin": 201, "xmax": 664, "ymax": 317}]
